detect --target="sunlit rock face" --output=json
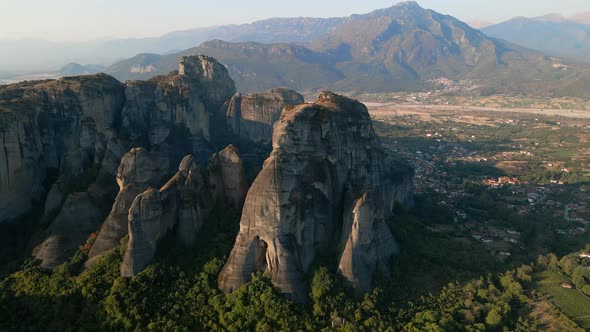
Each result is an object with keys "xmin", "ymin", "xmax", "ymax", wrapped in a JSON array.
[
  {"xmin": 218, "ymin": 92, "xmax": 413, "ymax": 301},
  {"xmin": 121, "ymin": 54, "xmax": 236, "ymax": 164},
  {"xmin": 225, "ymin": 88, "xmax": 304, "ymax": 145}
]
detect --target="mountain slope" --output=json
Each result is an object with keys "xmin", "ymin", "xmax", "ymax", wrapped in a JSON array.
[
  {"xmin": 482, "ymin": 15, "xmax": 590, "ymax": 60},
  {"xmin": 106, "ymin": 41, "xmax": 344, "ymax": 92},
  {"xmin": 58, "ymin": 63, "xmax": 105, "ymax": 76},
  {"xmin": 107, "ymin": 2, "xmax": 578, "ymax": 96},
  {"xmin": 309, "ymin": 1, "xmax": 563, "ymax": 91},
  {"xmin": 159, "ymin": 17, "xmax": 348, "ymax": 46}
]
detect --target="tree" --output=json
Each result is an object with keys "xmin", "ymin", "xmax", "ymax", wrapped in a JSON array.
[{"xmin": 485, "ymin": 308, "xmax": 502, "ymax": 327}]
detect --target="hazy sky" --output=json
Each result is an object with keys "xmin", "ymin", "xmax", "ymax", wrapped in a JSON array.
[{"xmin": 1, "ymin": 0, "xmax": 589, "ymax": 41}]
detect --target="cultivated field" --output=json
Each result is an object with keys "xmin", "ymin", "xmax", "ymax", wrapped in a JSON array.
[{"xmin": 535, "ymin": 271, "xmax": 590, "ymax": 329}]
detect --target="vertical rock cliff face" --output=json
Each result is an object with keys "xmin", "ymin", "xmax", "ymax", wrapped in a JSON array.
[
  {"xmin": 179, "ymin": 55, "xmax": 236, "ymax": 112},
  {"xmin": 164, "ymin": 155, "xmax": 213, "ymax": 246},
  {"xmin": 0, "ymin": 55, "xmax": 240, "ymax": 270},
  {"xmin": 120, "ymin": 188, "xmax": 164, "ymax": 277},
  {"xmin": 218, "ymin": 92, "xmax": 413, "ymax": 301},
  {"xmin": 33, "ymin": 192, "xmax": 105, "ymax": 269},
  {"xmin": 0, "ymin": 55, "xmax": 236, "ymax": 227},
  {"xmin": 121, "ymin": 55, "xmax": 236, "ymax": 163},
  {"xmin": 120, "ymin": 146, "xmax": 248, "ymax": 277},
  {"xmin": 85, "ymin": 147, "xmax": 170, "ymax": 268},
  {"xmin": 0, "ymin": 75, "xmax": 126, "ymax": 224},
  {"xmin": 208, "ymin": 145, "xmax": 249, "ymax": 208},
  {"xmin": 225, "ymin": 88, "xmax": 304, "ymax": 145}
]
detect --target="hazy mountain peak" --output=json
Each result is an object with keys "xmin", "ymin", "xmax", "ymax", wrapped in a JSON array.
[
  {"xmin": 377, "ymin": 1, "xmax": 427, "ymax": 16},
  {"xmin": 570, "ymin": 11, "xmax": 590, "ymax": 25},
  {"xmin": 534, "ymin": 13, "xmax": 566, "ymax": 22},
  {"xmin": 467, "ymin": 20, "xmax": 495, "ymax": 29},
  {"xmin": 395, "ymin": 1, "xmax": 422, "ymax": 9},
  {"xmin": 483, "ymin": 14, "xmax": 590, "ymax": 60}
]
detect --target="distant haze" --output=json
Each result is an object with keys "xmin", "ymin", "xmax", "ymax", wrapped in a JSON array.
[{"xmin": 571, "ymin": 11, "xmax": 590, "ymax": 24}]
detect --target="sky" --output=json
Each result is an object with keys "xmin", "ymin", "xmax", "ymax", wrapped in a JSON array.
[{"xmin": 1, "ymin": 0, "xmax": 589, "ymax": 42}]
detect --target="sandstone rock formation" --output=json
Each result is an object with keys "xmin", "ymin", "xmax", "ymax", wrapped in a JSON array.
[
  {"xmin": 0, "ymin": 55, "xmax": 235, "ymax": 227},
  {"xmin": 208, "ymin": 145, "xmax": 249, "ymax": 208},
  {"xmin": 225, "ymin": 88, "xmax": 304, "ymax": 145},
  {"xmin": 0, "ymin": 75, "xmax": 125, "ymax": 224},
  {"xmin": 179, "ymin": 55, "xmax": 236, "ymax": 111},
  {"xmin": 85, "ymin": 148, "xmax": 170, "ymax": 268},
  {"xmin": 218, "ymin": 92, "xmax": 413, "ymax": 301},
  {"xmin": 120, "ymin": 189, "xmax": 164, "ymax": 277},
  {"xmin": 2, "ymin": 53, "xmax": 414, "ymax": 296},
  {"xmin": 337, "ymin": 191, "xmax": 396, "ymax": 296},
  {"xmin": 120, "ymin": 146, "xmax": 247, "ymax": 277},
  {"xmin": 163, "ymin": 155, "xmax": 213, "ymax": 246},
  {"xmin": 0, "ymin": 55, "xmax": 240, "ymax": 271},
  {"xmin": 119, "ymin": 155, "xmax": 209, "ymax": 277},
  {"xmin": 33, "ymin": 192, "xmax": 105, "ymax": 269},
  {"xmin": 121, "ymin": 55, "xmax": 235, "ymax": 155}
]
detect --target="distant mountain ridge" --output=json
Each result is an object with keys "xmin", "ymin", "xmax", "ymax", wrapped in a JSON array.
[
  {"xmin": 105, "ymin": 2, "xmax": 587, "ymax": 97},
  {"xmin": 0, "ymin": 15, "xmax": 349, "ymax": 75},
  {"xmin": 483, "ymin": 15, "xmax": 590, "ymax": 60},
  {"xmin": 571, "ymin": 11, "xmax": 590, "ymax": 25},
  {"xmin": 59, "ymin": 63, "xmax": 105, "ymax": 76}
]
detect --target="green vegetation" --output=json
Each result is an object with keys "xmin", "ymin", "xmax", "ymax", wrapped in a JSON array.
[
  {"xmin": 1, "ymin": 196, "xmax": 589, "ymax": 331},
  {"xmin": 535, "ymin": 270, "xmax": 590, "ymax": 329}
]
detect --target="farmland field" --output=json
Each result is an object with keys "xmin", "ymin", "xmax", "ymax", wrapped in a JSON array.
[{"xmin": 535, "ymin": 270, "xmax": 590, "ymax": 329}]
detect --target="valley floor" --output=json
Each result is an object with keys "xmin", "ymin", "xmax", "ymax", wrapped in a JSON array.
[
  {"xmin": 368, "ymin": 102, "xmax": 590, "ymax": 329},
  {"xmin": 366, "ymin": 103, "xmax": 590, "ymax": 119}
]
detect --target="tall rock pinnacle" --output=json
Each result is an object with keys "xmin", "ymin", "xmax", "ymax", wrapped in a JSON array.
[{"xmin": 218, "ymin": 92, "xmax": 413, "ymax": 301}]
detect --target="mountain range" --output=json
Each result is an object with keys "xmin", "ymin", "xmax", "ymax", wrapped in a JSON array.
[
  {"xmin": 0, "ymin": 16, "xmax": 349, "ymax": 75},
  {"xmin": 103, "ymin": 2, "xmax": 587, "ymax": 97},
  {"xmin": 2, "ymin": 2, "xmax": 590, "ymax": 98},
  {"xmin": 482, "ymin": 14, "xmax": 590, "ymax": 60}
]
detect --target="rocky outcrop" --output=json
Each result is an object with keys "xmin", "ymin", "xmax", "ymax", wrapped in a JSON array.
[
  {"xmin": 85, "ymin": 148, "xmax": 170, "ymax": 268},
  {"xmin": 0, "ymin": 75, "xmax": 126, "ymax": 224},
  {"xmin": 225, "ymin": 88, "xmax": 304, "ymax": 145},
  {"xmin": 218, "ymin": 92, "xmax": 413, "ymax": 301},
  {"xmin": 208, "ymin": 145, "xmax": 249, "ymax": 208},
  {"xmin": 120, "ymin": 189, "xmax": 164, "ymax": 277},
  {"xmin": 0, "ymin": 54, "xmax": 241, "ymax": 271},
  {"xmin": 120, "ymin": 146, "xmax": 246, "ymax": 277},
  {"xmin": 337, "ymin": 191, "xmax": 397, "ymax": 296},
  {"xmin": 119, "ymin": 155, "xmax": 211, "ymax": 277},
  {"xmin": 163, "ymin": 155, "xmax": 213, "ymax": 246},
  {"xmin": 0, "ymin": 55, "xmax": 235, "ymax": 228},
  {"xmin": 179, "ymin": 55, "xmax": 236, "ymax": 112},
  {"xmin": 33, "ymin": 192, "xmax": 105, "ymax": 269},
  {"xmin": 121, "ymin": 55, "xmax": 236, "ymax": 162}
]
